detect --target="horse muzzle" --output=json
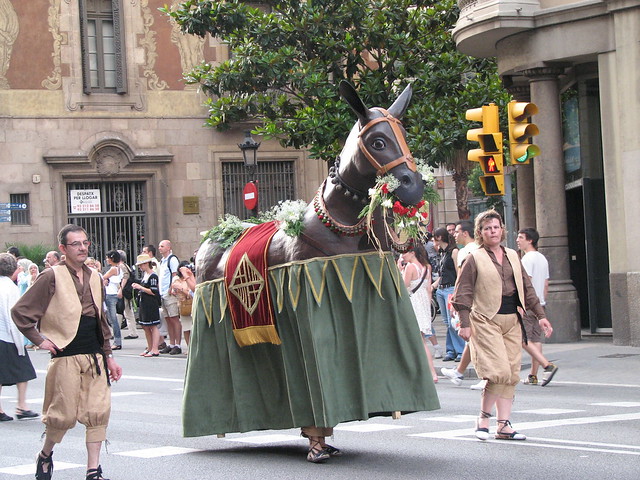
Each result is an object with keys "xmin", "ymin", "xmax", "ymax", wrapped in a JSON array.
[{"xmin": 393, "ymin": 170, "xmax": 425, "ymax": 206}]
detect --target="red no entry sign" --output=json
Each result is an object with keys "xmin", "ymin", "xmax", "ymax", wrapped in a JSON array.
[{"xmin": 243, "ymin": 181, "xmax": 258, "ymax": 210}]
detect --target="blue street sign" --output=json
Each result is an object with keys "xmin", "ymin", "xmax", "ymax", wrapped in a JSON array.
[{"xmin": 0, "ymin": 203, "xmax": 27, "ymax": 210}]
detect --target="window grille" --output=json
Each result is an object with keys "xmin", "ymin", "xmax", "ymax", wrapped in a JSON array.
[
  {"xmin": 10, "ymin": 193, "xmax": 30, "ymax": 225},
  {"xmin": 221, "ymin": 161, "xmax": 296, "ymax": 219}
]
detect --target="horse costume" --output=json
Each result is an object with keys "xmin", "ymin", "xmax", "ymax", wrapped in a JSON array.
[{"xmin": 183, "ymin": 82, "xmax": 440, "ymax": 459}]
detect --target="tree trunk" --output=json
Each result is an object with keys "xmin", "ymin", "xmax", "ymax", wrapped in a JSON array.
[{"xmin": 451, "ymin": 149, "xmax": 471, "ymax": 220}]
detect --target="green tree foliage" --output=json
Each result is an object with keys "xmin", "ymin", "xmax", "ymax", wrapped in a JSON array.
[
  {"xmin": 165, "ymin": 0, "xmax": 509, "ymax": 165},
  {"xmin": 5, "ymin": 243, "xmax": 56, "ymax": 271}
]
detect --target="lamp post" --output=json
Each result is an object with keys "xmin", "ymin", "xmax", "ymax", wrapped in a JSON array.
[{"xmin": 238, "ymin": 131, "xmax": 261, "ymax": 218}]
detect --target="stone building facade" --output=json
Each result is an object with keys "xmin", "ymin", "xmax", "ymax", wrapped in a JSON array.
[
  {"xmin": 453, "ymin": 0, "xmax": 640, "ymax": 345},
  {"xmin": 0, "ymin": 0, "xmax": 325, "ymax": 265}
]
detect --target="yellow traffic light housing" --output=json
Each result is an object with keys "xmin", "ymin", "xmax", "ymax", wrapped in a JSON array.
[
  {"xmin": 466, "ymin": 104, "xmax": 500, "ymax": 162},
  {"xmin": 466, "ymin": 103, "xmax": 505, "ymax": 196},
  {"xmin": 508, "ymin": 101, "xmax": 540, "ymax": 164}
]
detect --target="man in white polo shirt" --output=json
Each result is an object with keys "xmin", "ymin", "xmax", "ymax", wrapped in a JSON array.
[
  {"xmin": 517, "ymin": 228, "xmax": 558, "ymax": 387},
  {"xmin": 157, "ymin": 240, "xmax": 181, "ymax": 355}
]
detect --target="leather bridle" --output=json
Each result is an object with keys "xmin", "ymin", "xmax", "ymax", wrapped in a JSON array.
[{"xmin": 357, "ymin": 108, "xmax": 416, "ymax": 177}]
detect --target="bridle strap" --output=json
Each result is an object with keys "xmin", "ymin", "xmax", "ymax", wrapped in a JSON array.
[{"xmin": 357, "ymin": 108, "xmax": 416, "ymax": 176}]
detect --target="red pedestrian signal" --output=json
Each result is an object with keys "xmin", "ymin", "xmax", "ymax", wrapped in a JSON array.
[{"xmin": 465, "ymin": 104, "xmax": 505, "ymax": 196}]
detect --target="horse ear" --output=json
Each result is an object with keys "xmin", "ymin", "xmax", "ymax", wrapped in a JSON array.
[
  {"xmin": 387, "ymin": 84, "xmax": 413, "ymax": 120},
  {"xmin": 340, "ymin": 81, "xmax": 369, "ymax": 125}
]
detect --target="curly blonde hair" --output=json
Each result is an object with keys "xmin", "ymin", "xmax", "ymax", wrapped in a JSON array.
[{"xmin": 474, "ymin": 209, "xmax": 506, "ymax": 247}]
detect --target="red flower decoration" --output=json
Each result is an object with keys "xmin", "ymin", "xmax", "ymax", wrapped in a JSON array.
[
  {"xmin": 392, "ymin": 201, "xmax": 408, "ymax": 215},
  {"xmin": 381, "ymin": 183, "xmax": 390, "ymax": 194},
  {"xmin": 416, "ymin": 200, "xmax": 426, "ymax": 209},
  {"xmin": 421, "ymin": 212, "xmax": 429, "ymax": 220},
  {"xmin": 408, "ymin": 207, "xmax": 418, "ymax": 217}
]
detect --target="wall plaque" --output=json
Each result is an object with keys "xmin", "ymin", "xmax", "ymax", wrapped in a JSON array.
[{"xmin": 183, "ymin": 196, "xmax": 199, "ymax": 215}]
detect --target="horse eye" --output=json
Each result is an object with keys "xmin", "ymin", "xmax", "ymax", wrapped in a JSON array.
[{"xmin": 371, "ymin": 138, "xmax": 386, "ymax": 150}]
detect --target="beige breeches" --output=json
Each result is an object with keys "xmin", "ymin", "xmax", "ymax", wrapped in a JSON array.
[
  {"xmin": 42, "ymin": 354, "xmax": 111, "ymax": 443},
  {"xmin": 469, "ymin": 313, "xmax": 522, "ymax": 399}
]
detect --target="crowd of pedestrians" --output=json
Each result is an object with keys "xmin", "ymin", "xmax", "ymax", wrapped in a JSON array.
[{"xmin": 1, "ymin": 208, "xmax": 560, "ymax": 476}]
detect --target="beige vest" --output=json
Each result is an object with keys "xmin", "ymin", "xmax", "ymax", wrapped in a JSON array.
[
  {"xmin": 471, "ymin": 247, "xmax": 525, "ymax": 320},
  {"xmin": 39, "ymin": 265, "xmax": 103, "ymax": 349}
]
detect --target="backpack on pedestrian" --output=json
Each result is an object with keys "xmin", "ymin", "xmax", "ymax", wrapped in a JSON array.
[{"xmin": 121, "ymin": 263, "xmax": 138, "ymax": 300}]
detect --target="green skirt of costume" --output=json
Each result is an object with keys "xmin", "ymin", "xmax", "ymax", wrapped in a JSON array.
[{"xmin": 182, "ymin": 252, "xmax": 439, "ymax": 437}]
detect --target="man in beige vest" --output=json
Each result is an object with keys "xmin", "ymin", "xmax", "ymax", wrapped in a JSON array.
[
  {"xmin": 12, "ymin": 224, "xmax": 122, "ymax": 480},
  {"xmin": 452, "ymin": 210, "xmax": 549, "ymax": 442}
]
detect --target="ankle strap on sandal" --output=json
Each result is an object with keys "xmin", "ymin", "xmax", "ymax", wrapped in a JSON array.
[
  {"xmin": 86, "ymin": 465, "xmax": 108, "ymax": 480},
  {"xmin": 479, "ymin": 410, "xmax": 492, "ymax": 419}
]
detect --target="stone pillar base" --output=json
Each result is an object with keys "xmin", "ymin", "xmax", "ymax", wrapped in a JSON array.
[
  {"xmin": 610, "ymin": 272, "xmax": 640, "ymax": 346},
  {"xmin": 544, "ymin": 280, "xmax": 581, "ymax": 343}
]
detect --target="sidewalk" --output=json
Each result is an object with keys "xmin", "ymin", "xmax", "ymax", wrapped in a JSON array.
[{"xmin": 433, "ymin": 336, "xmax": 640, "ymax": 385}]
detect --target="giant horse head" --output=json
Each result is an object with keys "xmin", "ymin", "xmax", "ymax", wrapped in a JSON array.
[{"xmin": 337, "ymin": 81, "xmax": 424, "ymax": 206}]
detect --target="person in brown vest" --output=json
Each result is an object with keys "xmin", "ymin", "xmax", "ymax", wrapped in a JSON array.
[
  {"xmin": 11, "ymin": 224, "xmax": 122, "ymax": 480},
  {"xmin": 451, "ymin": 210, "xmax": 550, "ymax": 442}
]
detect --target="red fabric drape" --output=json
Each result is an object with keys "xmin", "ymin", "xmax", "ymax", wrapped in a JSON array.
[{"xmin": 224, "ymin": 221, "xmax": 281, "ymax": 347}]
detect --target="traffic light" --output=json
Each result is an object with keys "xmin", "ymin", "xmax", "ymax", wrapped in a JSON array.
[
  {"xmin": 465, "ymin": 104, "xmax": 505, "ymax": 196},
  {"xmin": 507, "ymin": 100, "xmax": 540, "ymax": 164},
  {"xmin": 478, "ymin": 153, "xmax": 505, "ymax": 196}
]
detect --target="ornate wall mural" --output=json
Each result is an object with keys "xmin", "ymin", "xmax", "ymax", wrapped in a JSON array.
[
  {"xmin": 42, "ymin": 0, "xmax": 62, "ymax": 90},
  {"xmin": 139, "ymin": 0, "xmax": 167, "ymax": 91},
  {"xmin": 169, "ymin": 0, "xmax": 204, "ymax": 88},
  {"xmin": 0, "ymin": 0, "xmax": 18, "ymax": 89}
]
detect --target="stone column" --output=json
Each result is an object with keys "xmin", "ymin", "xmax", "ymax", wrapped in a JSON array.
[
  {"xmin": 506, "ymin": 84, "xmax": 535, "ymax": 231},
  {"xmin": 524, "ymin": 67, "xmax": 581, "ymax": 342}
]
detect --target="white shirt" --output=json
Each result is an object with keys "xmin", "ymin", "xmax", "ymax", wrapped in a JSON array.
[
  {"xmin": 521, "ymin": 250, "xmax": 549, "ymax": 306},
  {"xmin": 0, "ymin": 276, "xmax": 25, "ymax": 354},
  {"xmin": 105, "ymin": 268, "xmax": 122, "ymax": 295},
  {"xmin": 457, "ymin": 241, "xmax": 480, "ymax": 268},
  {"xmin": 159, "ymin": 253, "xmax": 179, "ymax": 296}
]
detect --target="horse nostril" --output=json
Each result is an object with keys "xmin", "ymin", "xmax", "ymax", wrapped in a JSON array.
[{"xmin": 401, "ymin": 175, "xmax": 412, "ymax": 186}]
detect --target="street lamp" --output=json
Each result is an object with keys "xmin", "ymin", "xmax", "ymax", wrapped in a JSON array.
[
  {"xmin": 238, "ymin": 131, "xmax": 261, "ymax": 217},
  {"xmin": 238, "ymin": 130, "xmax": 261, "ymax": 178}
]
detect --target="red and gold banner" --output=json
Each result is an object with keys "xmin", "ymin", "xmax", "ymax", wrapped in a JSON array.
[{"xmin": 224, "ymin": 221, "xmax": 281, "ymax": 347}]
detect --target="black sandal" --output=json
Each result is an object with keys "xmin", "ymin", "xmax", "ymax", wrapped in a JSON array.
[
  {"xmin": 35, "ymin": 450, "xmax": 53, "ymax": 480},
  {"xmin": 306, "ymin": 438, "xmax": 330, "ymax": 463},
  {"xmin": 475, "ymin": 410, "xmax": 492, "ymax": 441},
  {"xmin": 301, "ymin": 428, "xmax": 339, "ymax": 460},
  {"xmin": 16, "ymin": 408, "xmax": 39, "ymax": 420},
  {"xmin": 86, "ymin": 465, "xmax": 110, "ymax": 480},
  {"xmin": 324, "ymin": 444, "xmax": 342, "ymax": 457},
  {"xmin": 495, "ymin": 419, "xmax": 526, "ymax": 440}
]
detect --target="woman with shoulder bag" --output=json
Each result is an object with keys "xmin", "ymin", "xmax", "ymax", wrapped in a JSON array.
[
  {"xmin": 401, "ymin": 245, "xmax": 438, "ymax": 383},
  {"xmin": 131, "ymin": 254, "xmax": 161, "ymax": 357},
  {"xmin": 103, "ymin": 250, "xmax": 123, "ymax": 350},
  {"xmin": 432, "ymin": 227, "xmax": 464, "ymax": 362}
]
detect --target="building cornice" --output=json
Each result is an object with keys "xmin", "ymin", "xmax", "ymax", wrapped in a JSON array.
[{"xmin": 452, "ymin": 0, "xmax": 618, "ymax": 58}]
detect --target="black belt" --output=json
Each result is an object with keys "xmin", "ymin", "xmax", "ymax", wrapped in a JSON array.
[
  {"xmin": 439, "ymin": 284, "xmax": 454, "ymax": 289},
  {"xmin": 497, "ymin": 294, "xmax": 519, "ymax": 314}
]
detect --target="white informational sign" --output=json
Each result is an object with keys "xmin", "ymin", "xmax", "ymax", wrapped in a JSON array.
[{"xmin": 70, "ymin": 189, "xmax": 101, "ymax": 214}]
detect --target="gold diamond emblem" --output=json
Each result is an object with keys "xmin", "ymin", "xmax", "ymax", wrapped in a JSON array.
[{"xmin": 228, "ymin": 253, "xmax": 265, "ymax": 315}]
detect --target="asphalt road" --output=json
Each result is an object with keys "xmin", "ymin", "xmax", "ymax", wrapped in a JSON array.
[{"xmin": 1, "ymin": 337, "xmax": 639, "ymax": 480}]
